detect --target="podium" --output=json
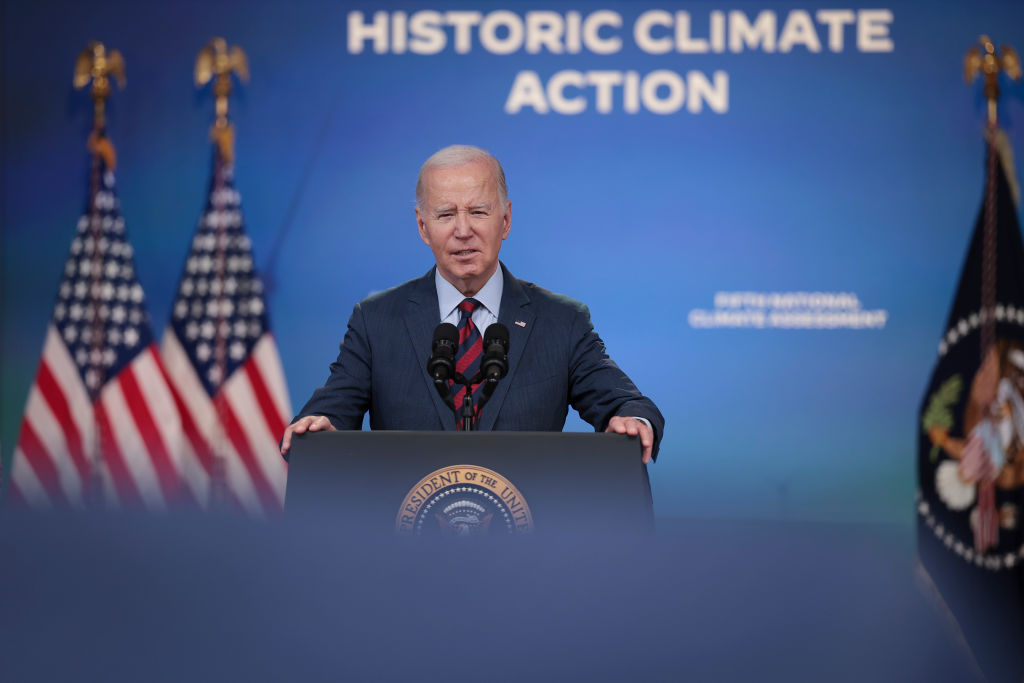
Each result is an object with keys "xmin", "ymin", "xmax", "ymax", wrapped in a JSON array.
[{"xmin": 285, "ymin": 431, "xmax": 654, "ymax": 535}]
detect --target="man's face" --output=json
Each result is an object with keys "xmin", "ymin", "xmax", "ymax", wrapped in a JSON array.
[{"xmin": 416, "ymin": 160, "xmax": 511, "ymax": 296}]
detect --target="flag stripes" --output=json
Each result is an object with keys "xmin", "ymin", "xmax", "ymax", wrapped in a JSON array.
[
  {"xmin": 218, "ymin": 383, "xmax": 281, "ymax": 513},
  {"xmin": 35, "ymin": 362, "xmax": 89, "ymax": 479},
  {"xmin": 25, "ymin": 379, "xmax": 83, "ymax": 498},
  {"xmin": 244, "ymin": 355, "xmax": 287, "ymax": 444},
  {"xmin": 93, "ymin": 397, "xmax": 141, "ymax": 507},
  {"xmin": 162, "ymin": 326, "xmax": 288, "ymax": 514},
  {"xmin": 118, "ymin": 358, "xmax": 179, "ymax": 499},
  {"xmin": 159, "ymin": 330, "xmax": 215, "ymax": 501},
  {"xmin": 14, "ymin": 419, "xmax": 69, "ymax": 506}
]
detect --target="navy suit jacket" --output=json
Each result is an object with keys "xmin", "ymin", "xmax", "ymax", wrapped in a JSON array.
[{"xmin": 296, "ymin": 264, "xmax": 664, "ymax": 458}]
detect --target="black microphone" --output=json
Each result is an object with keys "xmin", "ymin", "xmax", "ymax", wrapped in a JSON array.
[
  {"xmin": 428, "ymin": 323, "xmax": 458, "ymax": 381},
  {"xmin": 480, "ymin": 323, "xmax": 509, "ymax": 381}
]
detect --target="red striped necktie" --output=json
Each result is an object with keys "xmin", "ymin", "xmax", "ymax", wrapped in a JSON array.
[{"xmin": 451, "ymin": 298, "xmax": 483, "ymax": 429}]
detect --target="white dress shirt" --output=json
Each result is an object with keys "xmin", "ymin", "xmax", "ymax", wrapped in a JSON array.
[{"xmin": 435, "ymin": 267, "xmax": 503, "ymax": 329}]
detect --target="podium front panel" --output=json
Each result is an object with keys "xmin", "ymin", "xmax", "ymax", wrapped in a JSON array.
[{"xmin": 286, "ymin": 431, "xmax": 653, "ymax": 535}]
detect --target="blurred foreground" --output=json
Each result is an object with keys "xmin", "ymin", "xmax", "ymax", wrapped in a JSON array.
[{"xmin": 0, "ymin": 512, "xmax": 997, "ymax": 681}]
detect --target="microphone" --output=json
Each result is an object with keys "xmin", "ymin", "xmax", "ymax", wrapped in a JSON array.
[
  {"xmin": 480, "ymin": 323, "xmax": 509, "ymax": 382},
  {"xmin": 474, "ymin": 324, "xmax": 510, "ymax": 415},
  {"xmin": 428, "ymin": 323, "xmax": 458, "ymax": 381}
]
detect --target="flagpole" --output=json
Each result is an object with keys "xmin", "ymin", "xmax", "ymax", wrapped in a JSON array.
[
  {"xmin": 212, "ymin": 145, "xmax": 229, "ymax": 509},
  {"xmin": 981, "ymin": 122, "xmax": 997, "ymax": 361},
  {"xmin": 86, "ymin": 133, "xmax": 108, "ymax": 506},
  {"xmin": 74, "ymin": 41, "xmax": 125, "ymax": 506},
  {"xmin": 196, "ymin": 38, "xmax": 249, "ymax": 509},
  {"xmin": 964, "ymin": 36, "xmax": 1021, "ymax": 360}
]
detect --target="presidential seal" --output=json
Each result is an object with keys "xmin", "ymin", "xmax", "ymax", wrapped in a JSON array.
[{"xmin": 395, "ymin": 465, "xmax": 533, "ymax": 536}]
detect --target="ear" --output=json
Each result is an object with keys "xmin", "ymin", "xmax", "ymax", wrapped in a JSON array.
[
  {"xmin": 415, "ymin": 205, "xmax": 430, "ymax": 245},
  {"xmin": 501, "ymin": 201, "xmax": 512, "ymax": 240}
]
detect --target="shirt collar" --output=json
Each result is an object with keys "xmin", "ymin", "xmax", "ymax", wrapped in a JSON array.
[{"xmin": 435, "ymin": 266, "xmax": 503, "ymax": 321}]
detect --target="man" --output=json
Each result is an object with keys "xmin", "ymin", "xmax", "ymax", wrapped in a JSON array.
[{"xmin": 280, "ymin": 145, "xmax": 664, "ymax": 462}]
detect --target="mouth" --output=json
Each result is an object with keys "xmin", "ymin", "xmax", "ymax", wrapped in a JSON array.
[{"xmin": 452, "ymin": 249, "xmax": 478, "ymax": 258}]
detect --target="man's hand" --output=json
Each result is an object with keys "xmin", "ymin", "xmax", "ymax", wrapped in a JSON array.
[
  {"xmin": 605, "ymin": 416, "xmax": 655, "ymax": 464},
  {"xmin": 280, "ymin": 415, "xmax": 337, "ymax": 456}
]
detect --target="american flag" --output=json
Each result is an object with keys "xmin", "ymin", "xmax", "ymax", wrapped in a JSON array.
[
  {"xmin": 160, "ymin": 148, "xmax": 290, "ymax": 515},
  {"xmin": 9, "ymin": 155, "xmax": 183, "ymax": 509}
]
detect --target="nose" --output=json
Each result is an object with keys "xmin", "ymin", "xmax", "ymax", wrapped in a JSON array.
[{"xmin": 453, "ymin": 210, "xmax": 472, "ymax": 238}]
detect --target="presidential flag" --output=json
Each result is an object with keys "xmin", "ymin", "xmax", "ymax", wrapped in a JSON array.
[
  {"xmin": 917, "ymin": 129, "xmax": 1024, "ymax": 680},
  {"xmin": 160, "ymin": 146, "xmax": 290, "ymax": 515},
  {"xmin": 9, "ymin": 150, "xmax": 183, "ymax": 509}
]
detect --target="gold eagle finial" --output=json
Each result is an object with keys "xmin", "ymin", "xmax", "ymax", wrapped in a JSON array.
[
  {"xmin": 73, "ymin": 41, "xmax": 125, "ymax": 169},
  {"xmin": 195, "ymin": 37, "xmax": 249, "ymax": 164},
  {"xmin": 965, "ymin": 35, "xmax": 1021, "ymax": 126}
]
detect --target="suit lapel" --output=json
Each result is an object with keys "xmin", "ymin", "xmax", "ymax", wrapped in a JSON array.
[
  {"xmin": 404, "ymin": 268, "xmax": 456, "ymax": 430},
  {"xmin": 477, "ymin": 264, "xmax": 534, "ymax": 431}
]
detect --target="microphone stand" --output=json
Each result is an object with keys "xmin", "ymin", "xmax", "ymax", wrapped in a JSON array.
[
  {"xmin": 453, "ymin": 371, "xmax": 478, "ymax": 431},
  {"xmin": 434, "ymin": 371, "xmax": 479, "ymax": 430},
  {"xmin": 457, "ymin": 373, "xmax": 502, "ymax": 431},
  {"xmin": 459, "ymin": 391, "xmax": 475, "ymax": 431}
]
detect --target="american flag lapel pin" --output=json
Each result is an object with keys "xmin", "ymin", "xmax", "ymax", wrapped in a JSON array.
[{"xmin": 515, "ymin": 320, "xmax": 526, "ymax": 327}]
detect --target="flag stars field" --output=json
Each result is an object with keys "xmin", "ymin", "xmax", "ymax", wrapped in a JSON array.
[{"xmin": 52, "ymin": 176, "xmax": 155, "ymax": 401}]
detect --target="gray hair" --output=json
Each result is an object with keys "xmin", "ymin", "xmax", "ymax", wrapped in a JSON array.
[{"xmin": 415, "ymin": 145, "xmax": 508, "ymax": 209}]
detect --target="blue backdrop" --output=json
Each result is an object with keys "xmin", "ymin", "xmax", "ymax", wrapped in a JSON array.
[{"xmin": 4, "ymin": 0, "xmax": 1024, "ymax": 522}]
